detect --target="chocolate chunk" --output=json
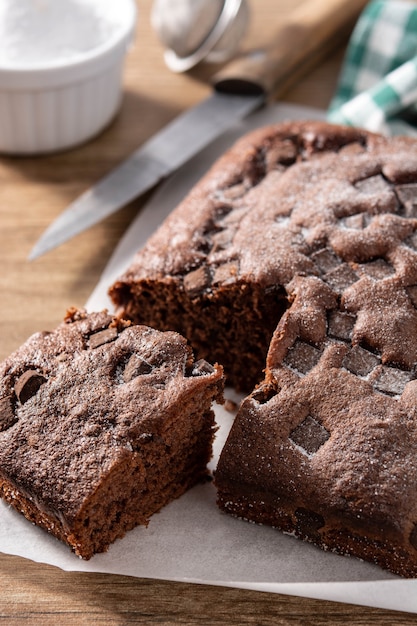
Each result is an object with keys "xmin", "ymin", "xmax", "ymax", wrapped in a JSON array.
[
  {"xmin": 123, "ymin": 354, "xmax": 153, "ymax": 382},
  {"xmin": 328, "ymin": 310, "xmax": 356, "ymax": 341},
  {"xmin": 323, "ymin": 263, "xmax": 358, "ymax": 294},
  {"xmin": 14, "ymin": 370, "xmax": 47, "ymax": 404},
  {"xmin": 213, "ymin": 261, "xmax": 239, "ymax": 285},
  {"xmin": 354, "ymin": 175, "xmax": 398, "ymax": 213},
  {"xmin": 295, "ymin": 507, "xmax": 325, "ymax": 537},
  {"xmin": 311, "ymin": 248, "xmax": 341, "ymax": 274},
  {"xmin": 355, "ymin": 174, "xmax": 391, "ymax": 195},
  {"xmin": 89, "ymin": 327, "xmax": 118, "ymax": 349},
  {"xmin": 252, "ymin": 384, "xmax": 277, "ymax": 404},
  {"xmin": 284, "ymin": 341, "xmax": 322, "ymax": 375},
  {"xmin": 224, "ymin": 398, "xmax": 238, "ymax": 412},
  {"xmin": 189, "ymin": 359, "xmax": 215, "ymax": 377},
  {"xmin": 410, "ymin": 523, "xmax": 417, "ymax": 551},
  {"xmin": 357, "ymin": 259, "xmax": 395, "ymax": 280},
  {"xmin": 341, "ymin": 213, "xmax": 367, "ymax": 230},
  {"xmin": 395, "ymin": 183, "xmax": 417, "ymax": 217},
  {"xmin": 0, "ymin": 396, "xmax": 16, "ymax": 431},
  {"xmin": 342, "ymin": 345, "xmax": 380, "ymax": 377},
  {"xmin": 290, "ymin": 415, "xmax": 330, "ymax": 456},
  {"xmin": 373, "ymin": 365, "xmax": 413, "ymax": 396},
  {"xmin": 183, "ymin": 266, "xmax": 211, "ymax": 297}
]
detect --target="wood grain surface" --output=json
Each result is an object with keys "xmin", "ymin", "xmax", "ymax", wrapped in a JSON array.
[{"xmin": 0, "ymin": 1, "xmax": 415, "ymax": 623}]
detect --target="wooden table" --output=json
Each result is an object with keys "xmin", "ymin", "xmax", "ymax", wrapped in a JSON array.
[{"xmin": 0, "ymin": 1, "xmax": 416, "ymax": 623}]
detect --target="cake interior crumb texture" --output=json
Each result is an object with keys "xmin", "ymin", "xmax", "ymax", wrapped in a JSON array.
[
  {"xmin": 0, "ymin": 309, "xmax": 224, "ymax": 559},
  {"xmin": 110, "ymin": 121, "xmax": 417, "ymax": 577}
]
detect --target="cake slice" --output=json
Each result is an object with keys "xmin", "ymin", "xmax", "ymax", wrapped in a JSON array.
[{"xmin": 0, "ymin": 308, "xmax": 223, "ymax": 559}]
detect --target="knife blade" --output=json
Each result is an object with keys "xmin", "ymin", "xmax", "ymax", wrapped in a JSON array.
[
  {"xmin": 29, "ymin": 0, "xmax": 368, "ymax": 260},
  {"xmin": 28, "ymin": 92, "xmax": 262, "ymax": 260}
]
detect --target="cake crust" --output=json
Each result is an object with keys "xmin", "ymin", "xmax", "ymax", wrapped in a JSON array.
[{"xmin": 0, "ymin": 308, "xmax": 224, "ymax": 558}]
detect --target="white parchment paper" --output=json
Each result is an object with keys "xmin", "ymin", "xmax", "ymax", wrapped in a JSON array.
[{"xmin": 1, "ymin": 104, "xmax": 416, "ymax": 613}]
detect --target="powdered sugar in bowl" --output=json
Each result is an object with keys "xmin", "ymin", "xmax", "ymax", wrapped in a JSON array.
[{"xmin": 0, "ymin": 0, "xmax": 137, "ymax": 154}]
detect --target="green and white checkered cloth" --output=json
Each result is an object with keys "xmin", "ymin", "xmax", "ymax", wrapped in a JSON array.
[{"xmin": 328, "ymin": 0, "xmax": 417, "ymax": 136}]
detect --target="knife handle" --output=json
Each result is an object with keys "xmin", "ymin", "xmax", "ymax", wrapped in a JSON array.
[{"xmin": 212, "ymin": 0, "xmax": 367, "ymax": 96}]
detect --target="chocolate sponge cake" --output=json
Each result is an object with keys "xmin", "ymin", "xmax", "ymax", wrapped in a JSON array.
[
  {"xmin": 110, "ymin": 120, "xmax": 417, "ymax": 576},
  {"xmin": 109, "ymin": 121, "xmax": 408, "ymax": 392},
  {"xmin": 0, "ymin": 308, "xmax": 223, "ymax": 558}
]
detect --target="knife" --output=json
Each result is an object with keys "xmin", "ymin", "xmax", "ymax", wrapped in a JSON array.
[{"xmin": 29, "ymin": 0, "xmax": 367, "ymax": 260}]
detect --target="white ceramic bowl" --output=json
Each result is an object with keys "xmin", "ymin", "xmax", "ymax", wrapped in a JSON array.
[{"xmin": 0, "ymin": 0, "xmax": 137, "ymax": 155}]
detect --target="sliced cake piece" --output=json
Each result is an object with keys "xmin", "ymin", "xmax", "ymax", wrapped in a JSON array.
[{"xmin": 0, "ymin": 308, "xmax": 223, "ymax": 559}]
